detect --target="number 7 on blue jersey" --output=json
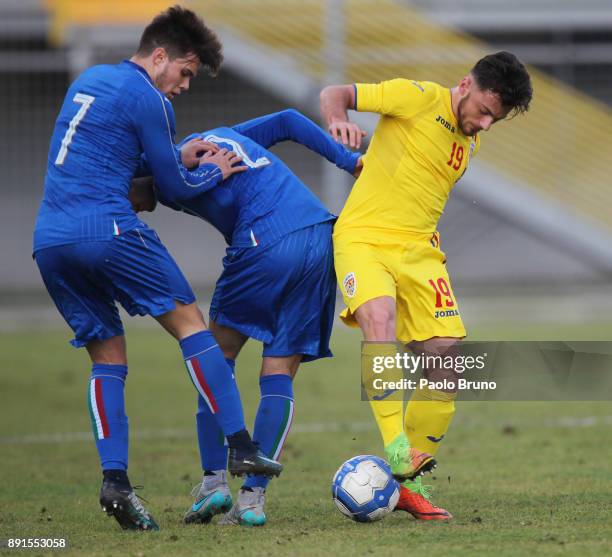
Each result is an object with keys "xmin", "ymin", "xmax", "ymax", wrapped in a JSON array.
[{"xmin": 55, "ymin": 93, "xmax": 95, "ymax": 166}]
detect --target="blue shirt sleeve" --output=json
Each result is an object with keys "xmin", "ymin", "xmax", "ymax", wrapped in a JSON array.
[
  {"xmin": 130, "ymin": 90, "xmax": 223, "ymax": 202},
  {"xmin": 133, "ymin": 145, "xmax": 184, "ymax": 178},
  {"xmin": 232, "ymin": 109, "xmax": 360, "ymax": 173}
]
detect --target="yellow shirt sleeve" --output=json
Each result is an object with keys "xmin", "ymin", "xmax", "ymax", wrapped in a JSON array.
[{"xmin": 355, "ymin": 79, "xmax": 435, "ymax": 118}]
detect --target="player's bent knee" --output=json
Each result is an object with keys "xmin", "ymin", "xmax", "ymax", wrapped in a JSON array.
[
  {"xmin": 356, "ymin": 305, "xmax": 396, "ymax": 340},
  {"xmin": 420, "ymin": 336, "xmax": 460, "ymax": 355},
  {"xmin": 261, "ymin": 355, "xmax": 302, "ymax": 378},
  {"xmin": 86, "ymin": 335, "xmax": 127, "ymax": 365},
  {"xmin": 209, "ymin": 321, "xmax": 247, "ymax": 360},
  {"xmin": 155, "ymin": 301, "xmax": 208, "ymax": 341},
  {"xmin": 217, "ymin": 343, "xmax": 241, "ymax": 361},
  {"xmin": 417, "ymin": 337, "xmax": 462, "ymax": 388}
]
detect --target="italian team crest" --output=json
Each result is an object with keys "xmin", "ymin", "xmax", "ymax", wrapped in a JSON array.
[
  {"xmin": 343, "ymin": 272, "xmax": 357, "ymax": 298},
  {"xmin": 469, "ymin": 137, "xmax": 477, "ymax": 159}
]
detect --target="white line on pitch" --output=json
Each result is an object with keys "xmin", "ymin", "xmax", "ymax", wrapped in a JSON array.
[
  {"xmin": 2, "ymin": 416, "xmax": 612, "ymax": 445},
  {"xmin": 0, "ymin": 422, "xmax": 376, "ymax": 445}
]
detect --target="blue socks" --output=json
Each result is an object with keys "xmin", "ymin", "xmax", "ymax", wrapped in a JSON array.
[
  {"xmin": 181, "ymin": 331, "xmax": 246, "ymax": 436},
  {"xmin": 196, "ymin": 359, "xmax": 233, "ymax": 471},
  {"xmin": 244, "ymin": 374, "xmax": 294, "ymax": 490},
  {"xmin": 195, "ymin": 370, "xmax": 295, "ymax": 486},
  {"xmin": 88, "ymin": 364, "xmax": 128, "ymax": 471},
  {"xmin": 89, "ymin": 331, "xmax": 251, "ymax": 479}
]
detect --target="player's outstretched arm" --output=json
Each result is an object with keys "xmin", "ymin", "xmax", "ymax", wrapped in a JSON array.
[
  {"xmin": 233, "ymin": 109, "xmax": 361, "ymax": 174},
  {"xmin": 320, "ymin": 85, "xmax": 366, "ymax": 148}
]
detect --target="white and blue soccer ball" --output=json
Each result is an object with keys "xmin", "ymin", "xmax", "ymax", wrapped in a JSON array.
[{"xmin": 332, "ymin": 455, "xmax": 400, "ymax": 522}]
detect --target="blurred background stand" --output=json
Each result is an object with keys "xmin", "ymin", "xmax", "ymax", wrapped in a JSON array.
[{"xmin": 1, "ymin": 0, "xmax": 611, "ymax": 331}]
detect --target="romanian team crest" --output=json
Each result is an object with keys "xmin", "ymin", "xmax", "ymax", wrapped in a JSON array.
[
  {"xmin": 430, "ymin": 232, "xmax": 440, "ymax": 249},
  {"xmin": 343, "ymin": 272, "xmax": 357, "ymax": 298}
]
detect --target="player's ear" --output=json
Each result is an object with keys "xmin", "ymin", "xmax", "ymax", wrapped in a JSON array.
[
  {"xmin": 458, "ymin": 75, "xmax": 471, "ymax": 96},
  {"xmin": 152, "ymin": 47, "xmax": 168, "ymax": 67}
]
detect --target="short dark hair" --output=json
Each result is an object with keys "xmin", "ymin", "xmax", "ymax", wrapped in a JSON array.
[
  {"xmin": 137, "ymin": 5, "xmax": 223, "ymax": 75},
  {"xmin": 471, "ymin": 51, "xmax": 533, "ymax": 116}
]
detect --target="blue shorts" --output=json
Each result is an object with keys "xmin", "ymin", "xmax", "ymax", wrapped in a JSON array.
[
  {"xmin": 35, "ymin": 225, "xmax": 195, "ymax": 348},
  {"xmin": 210, "ymin": 222, "xmax": 336, "ymax": 362}
]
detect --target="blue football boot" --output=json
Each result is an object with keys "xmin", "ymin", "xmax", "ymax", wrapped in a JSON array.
[
  {"xmin": 184, "ymin": 470, "xmax": 233, "ymax": 524},
  {"xmin": 219, "ymin": 487, "xmax": 266, "ymax": 527}
]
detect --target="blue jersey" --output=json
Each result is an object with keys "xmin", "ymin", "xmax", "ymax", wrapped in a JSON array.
[
  {"xmin": 34, "ymin": 60, "xmax": 223, "ymax": 252},
  {"xmin": 158, "ymin": 109, "xmax": 360, "ymax": 247}
]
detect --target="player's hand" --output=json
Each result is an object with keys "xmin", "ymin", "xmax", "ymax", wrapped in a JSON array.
[
  {"xmin": 328, "ymin": 120, "xmax": 367, "ymax": 149},
  {"xmin": 353, "ymin": 157, "xmax": 363, "ymax": 178},
  {"xmin": 200, "ymin": 148, "xmax": 248, "ymax": 180},
  {"xmin": 128, "ymin": 177, "xmax": 157, "ymax": 213},
  {"xmin": 181, "ymin": 138, "xmax": 219, "ymax": 169}
]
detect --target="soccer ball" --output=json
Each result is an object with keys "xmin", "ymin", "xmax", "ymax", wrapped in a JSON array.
[{"xmin": 332, "ymin": 455, "xmax": 400, "ymax": 522}]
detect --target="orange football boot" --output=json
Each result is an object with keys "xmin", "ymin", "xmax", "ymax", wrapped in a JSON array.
[{"xmin": 394, "ymin": 483, "xmax": 452, "ymax": 521}]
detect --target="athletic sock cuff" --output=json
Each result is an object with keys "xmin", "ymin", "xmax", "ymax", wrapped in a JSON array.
[
  {"xmin": 259, "ymin": 374, "xmax": 293, "ymax": 398},
  {"xmin": 361, "ymin": 342, "xmax": 399, "ymax": 357},
  {"xmin": 91, "ymin": 363, "xmax": 127, "ymax": 380},
  {"xmin": 179, "ymin": 330, "xmax": 217, "ymax": 358}
]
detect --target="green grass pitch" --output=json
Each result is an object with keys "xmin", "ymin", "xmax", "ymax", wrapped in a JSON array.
[{"xmin": 1, "ymin": 324, "xmax": 611, "ymax": 556}]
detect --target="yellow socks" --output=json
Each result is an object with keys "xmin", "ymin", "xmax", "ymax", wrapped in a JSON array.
[
  {"xmin": 404, "ymin": 386, "xmax": 456, "ymax": 456},
  {"xmin": 362, "ymin": 342, "xmax": 404, "ymax": 447},
  {"xmin": 371, "ymin": 399, "xmax": 405, "ymax": 447},
  {"xmin": 363, "ymin": 344, "xmax": 458, "ymax": 454}
]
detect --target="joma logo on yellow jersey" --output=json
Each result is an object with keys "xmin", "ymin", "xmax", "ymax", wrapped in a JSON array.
[
  {"xmin": 434, "ymin": 309, "xmax": 460, "ymax": 318},
  {"xmin": 436, "ymin": 115, "xmax": 455, "ymax": 134}
]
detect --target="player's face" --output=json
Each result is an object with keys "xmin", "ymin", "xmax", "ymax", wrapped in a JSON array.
[
  {"xmin": 456, "ymin": 75, "xmax": 508, "ymax": 136},
  {"xmin": 152, "ymin": 49, "xmax": 200, "ymax": 100}
]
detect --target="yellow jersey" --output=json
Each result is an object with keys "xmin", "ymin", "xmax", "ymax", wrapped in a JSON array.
[{"xmin": 335, "ymin": 79, "xmax": 480, "ymax": 238}]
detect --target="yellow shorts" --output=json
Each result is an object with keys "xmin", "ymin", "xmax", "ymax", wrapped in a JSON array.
[{"xmin": 333, "ymin": 229, "xmax": 466, "ymax": 343}]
